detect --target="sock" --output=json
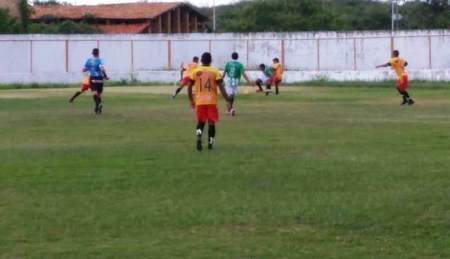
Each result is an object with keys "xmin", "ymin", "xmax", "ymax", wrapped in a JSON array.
[
  {"xmin": 256, "ymin": 81, "xmax": 263, "ymax": 91},
  {"xmin": 397, "ymin": 89, "xmax": 407, "ymax": 101},
  {"xmin": 229, "ymin": 96, "xmax": 235, "ymax": 109},
  {"xmin": 275, "ymin": 85, "xmax": 279, "ymax": 93},
  {"xmin": 70, "ymin": 91, "xmax": 81, "ymax": 101},
  {"xmin": 174, "ymin": 87, "xmax": 182, "ymax": 95},
  {"xmin": 403, "ymin": 91, "xmax": 411, "ymax": 100},
  {"xmin": 266, "ymin": 84, "xmax": 272, "ymax": 91},
  {"xmin": 197, "ymin": 122, "xmax": 206, "ymax": 138},
  {"xmin": 208, "ymin": 124, "xmax": 216, "ymax": 145},
  {"xmin": 93, "ymin": 95, "xmax": 101, "ymax": 109}
]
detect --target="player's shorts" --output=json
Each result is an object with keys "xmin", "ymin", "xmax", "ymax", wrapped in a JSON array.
[
  {"xmin": 181, "ymin": 76, "xmax": 190, "ymax": 86},
  {"xmin": 259, "ymin": 74, "xmax": 272, "ymax": 84},
  {"xmin": 80, "ymin": 83, "xmax": 90, "ymax": 92},
  {"xmin": 226, "ymin": 85, "xmax": 238, "ymax": 96},
  {"xmin": 396, "ymin": 75, "xmax": 409, "ymax": 91},
  {"xmin": 89, "ymin": 76, "xmax": 104, "ymax": 94},
  {"xmin": 196, "ymin": 104, "xmax": 219, "ymax": 123},
  {"xmin": 273, "ymin": 78, "xmax": 282, "ymax": 86}
]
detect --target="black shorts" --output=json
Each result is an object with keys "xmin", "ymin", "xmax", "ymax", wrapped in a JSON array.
[{"xmin": 89, "ymin": 77, "xmax": 104, "ymax": 94}]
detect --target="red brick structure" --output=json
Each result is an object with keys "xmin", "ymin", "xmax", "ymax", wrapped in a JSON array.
[{"xmin": 31, "ymin": 2, "xmax": 210, "ymax": 34}]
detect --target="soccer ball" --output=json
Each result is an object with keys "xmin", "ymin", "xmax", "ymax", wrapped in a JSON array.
[{"xmin": 244, "ymin": 90, "xmax": 250, "ymax": 95}]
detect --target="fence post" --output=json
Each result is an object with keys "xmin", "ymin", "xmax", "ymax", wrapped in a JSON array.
[
  {"xmin": 317, "ymin": 39, "xmax": 320, "ymax": 71},
  {"xmin": 167, "ymin": 40, "xmax": 172, "ymax": 70},
  {"xmin": 30, "ymin": 41, "xmax": 33, "ymax": 74},
  {"xmin": 428, "ymin": 36, "xmax": 432, "ymax": 69}
]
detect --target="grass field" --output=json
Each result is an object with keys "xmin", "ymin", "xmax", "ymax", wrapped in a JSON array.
[{"xmin": 1, "ymin": 86, "xmax": 450, "ymax": 258}]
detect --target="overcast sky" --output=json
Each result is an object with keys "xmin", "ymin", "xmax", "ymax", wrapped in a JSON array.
[{"xmin": 65, "ymin": 0, "xmax": 238, "ymax": 7}]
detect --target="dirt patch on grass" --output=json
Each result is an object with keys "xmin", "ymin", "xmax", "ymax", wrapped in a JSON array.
[{"xmin": 0, "ymin": 86, "xmax": 320, "ymax": 99}]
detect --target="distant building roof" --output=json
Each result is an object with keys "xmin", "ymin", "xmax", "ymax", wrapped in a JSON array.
[
  {"xmin": 31, "ymin": 2, "xmax": 209, "ymax": 21},
  {"xmin": 96, "ymin": 22, "xmax": 151, "ymax": 34}
]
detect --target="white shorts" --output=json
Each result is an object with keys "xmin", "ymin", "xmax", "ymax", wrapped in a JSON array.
[
  {"xmin": 226, "ymin": 85, "xmax": 238, "ymax": 96},
  {"xmin": 259, "ymin": 73, "xmax": 270, "ymax": 83}
]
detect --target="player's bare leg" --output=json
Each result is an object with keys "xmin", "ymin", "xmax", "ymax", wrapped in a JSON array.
[
  {"xmin": 227, "ymin": 94, "xmax": 236, "ymax": 116},
  {"xmin": 207, "ymin": 121, "xmax": 216, "ymax": 150},
  {"xmin": 255, "ymin": 79, "xmax": 264, "ymax": 92},
  {"xmin": 265, "ymin": 82, "xmax": 272, "ymax": 96},
  {"xmin": 196, "ymin": 121, "xmax": 206, "ymax": 151}
]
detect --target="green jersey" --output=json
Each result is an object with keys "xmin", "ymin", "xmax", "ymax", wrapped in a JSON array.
[
  {"xmin": 263, "ymin": 66, "xmax": 273, "ymax": 77},
  {"xmin": 224, "ymin": 61, "xmax": 245, "ymax": 87}
]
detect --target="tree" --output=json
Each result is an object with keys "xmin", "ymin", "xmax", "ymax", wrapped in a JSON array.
[
  {"xmin": 33, "ymin": 0, "xmax": 72, "ymax": 6},
  {"xmin": 0, "ymin": 8, "xmax": 22, "ymax": 33}
]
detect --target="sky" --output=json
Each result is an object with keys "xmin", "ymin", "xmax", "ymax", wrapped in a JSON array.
[{"xmin": 65, "ymin": 0, "xmax": 238, "ymax": 7}]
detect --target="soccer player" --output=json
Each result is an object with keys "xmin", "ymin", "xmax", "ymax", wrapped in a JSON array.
[
  {"xmin": 69, "ymin": 73, "xmax": 90, "ymax": 103},
  {"xmin": 188, "ymin": 52, "xmax": 230, "ymax": 151},
  {"xmin": 255, "ymin": 64, "xmax": 273, "ymax": 96},
  {"xmin": 376, "ymin": 50, "xmax": 414, "ymax": 105},
  {"xmin": 272, "ymin": 58, "xmax": 283, "ymax": 95},
  {"xmin": 82, "ymin": 48, "xmax": 109, "ymax": 114},
  {"xmin": 172, "ymin": 56, "xmax": 199, "ymax": 98},
  {"xmin": 222, "ymin": 52, "xmax": 254, "ymax": 116}
]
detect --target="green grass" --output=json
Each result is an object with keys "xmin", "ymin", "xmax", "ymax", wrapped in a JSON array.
[
  {"xmin": 1, "ymin": 79, "xmax": 450, "ymax": 90},
  {"xmin": 1, "ymin": 87, "xmax": 450, "ymax": 258}
]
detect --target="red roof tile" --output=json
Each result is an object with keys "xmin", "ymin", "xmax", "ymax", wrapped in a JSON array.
[
  {"xmin": 31, "ymin": 2, "xmax": 183, "ymax": 20},
  {"xmin": 95, "ymin": 22, "xmax": 150, "ymax": 34}
]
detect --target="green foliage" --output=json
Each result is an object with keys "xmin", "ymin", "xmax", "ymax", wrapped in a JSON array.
[
  {"xmin": 210, "ymin": 0, "xmax": 450, "ymax": 32},
  {"xmin": 0, "ymin": 8, "xmax": 22, "ymax": 33},
  {"xmin": 33, "ymin": 0, "xmax": 72, "ymax": 6},
  {"xmin": 29, "ymin": 20, "xmax": 100, "ymax": 34},
  {"xmin": 18, "ymin": 0, "xmax": 32, "ymax": 31}
]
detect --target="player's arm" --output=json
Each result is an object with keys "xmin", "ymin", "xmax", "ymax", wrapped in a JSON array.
[
  {"xmin": 242, "ymin": 72, "xmax": 255, "ymax": 86},
  {"xmin": 404, "ymin": 61, "xmax": 408, "ymax": 67},
  {"xmin": 188, "ymin": 73, "xmax": 196, "ymax": 108},
  {"xmin": 99, "ymin": 60, "xmax": 109, "ymax": 80},
  {"xmin": 376, "ymin": 62, "xmax": 390, "ymax": 68},
  {"xmin": 82, "ymin": 59, "xmax": 89, "ymax": 73},
  {"xmin": 217, "ymin": 80, "xmax": 231, "ymax": 110}
]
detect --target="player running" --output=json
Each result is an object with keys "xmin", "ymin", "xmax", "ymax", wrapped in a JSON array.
[
  {"xmin": 272, "ymin": 58, "xmax": 283, "ymax": 95},
  {"xmin": 188, "ymin": 52, "xmax": 230, "ymax": 151},
  {"xmin": 172, "ymin": 56, "xmax": 199, "ymax": 98},
  {"xmin": 255, "ymin": 64, "xmax": 274, "ymax": 96},
  {"xmin": 222, "ymin": 52, "xmax": 254, "ymax": 116},
  {"xmin": 69, "ymin": 73, "xmax": 90, "ymax": 103},
  {"xmin": 376, "ymin": 50, "xmax": 414, "ymax": 105},
  {"xmin": 82, "ymin": 48, "xmax": 109, "ymax": 114}
]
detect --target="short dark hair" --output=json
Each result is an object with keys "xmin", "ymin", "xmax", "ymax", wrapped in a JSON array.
[
  {"xmin": 273, "ymin": 58, "xmax": 279, "ymax": 62},
  {"xmin": 393, "ymin": 50, "xmax": 399, "ymax": 57},
  {"xmin": 92, "ymin": 48, "xmax": 99, "ymax": 56},
  {"xmin": 232, "ymin": 52, "xmax": 238, "ymax": 60},
  {"xmin": 201, "ymin": 52, "xmax": 212, "ymax": 65},
  {"xmin": 193, "ymin": 56, "xmax": 199, "ymax": 62},
  {"xmin": 259, "ymin": 64, "xmax": 265, "ymax": 69}
]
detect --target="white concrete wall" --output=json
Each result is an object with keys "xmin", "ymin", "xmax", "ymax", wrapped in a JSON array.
[{"xmin": 1, "ymin": 30, "xmax": 450, "ymax": 84}]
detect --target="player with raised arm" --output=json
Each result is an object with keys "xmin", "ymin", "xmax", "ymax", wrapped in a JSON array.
[
  {"xmin": 172, "ymin": 56, "xmax": 199, "ymax": 98},
  {"xmin": 255, "ymin": 64, "xmax": 274, "ymax": 96},
  {"xmin": 188, "ymin": 52, "xmax": 230, "ymax": 151},
  {"xmin": 222, "ymin": 52, "xmax": 254, "ymax": 116},
  {"xmin": 69, "ymin": 72, "xmax": 90, "ymax": 103},
  {"xmin": 83, "ymin": 48, "xmax": 109, "ymax": 114},
  {"xmin": 376, "ymin": 50, "xmax": 414, "ymax": 105},
  {"xmin": 272, "ymin": 58, "xmax": 283, "ymax": 95}
]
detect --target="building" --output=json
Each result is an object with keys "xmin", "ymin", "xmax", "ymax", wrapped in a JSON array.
[{"xmin": 31, "ymin": 2, "xmax": 210, "ymax": 34}]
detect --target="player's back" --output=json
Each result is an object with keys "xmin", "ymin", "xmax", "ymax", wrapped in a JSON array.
[
  {"xmin": 191, "ymin": 66, "xmax": 221, "ymax": 105},
  {"xmin": 389, "ymin": 57, "xmax": 407, "ymax": 76},
  {"xmin": 225, "ymin": 61, "xmax": 244, "ymax": 79},
  {"xmin": 85, "ymin": 58, "xmax": 103, "ymax": 78},
  {"xmin": 184, "ymin": 62, "xmax": 198, "ymax": 77},
  {"xmin": 263, "ymin": 65, "xmax": 273, "ymax": 77},
  {"xmin": 273, "ymin": 63, "xmax": 283, "ymax": 78}
]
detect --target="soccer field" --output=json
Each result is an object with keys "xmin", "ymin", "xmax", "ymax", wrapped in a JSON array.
[{"xmin": 1, "ymin": 86, "xmax": 450, "ymax": 258}]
